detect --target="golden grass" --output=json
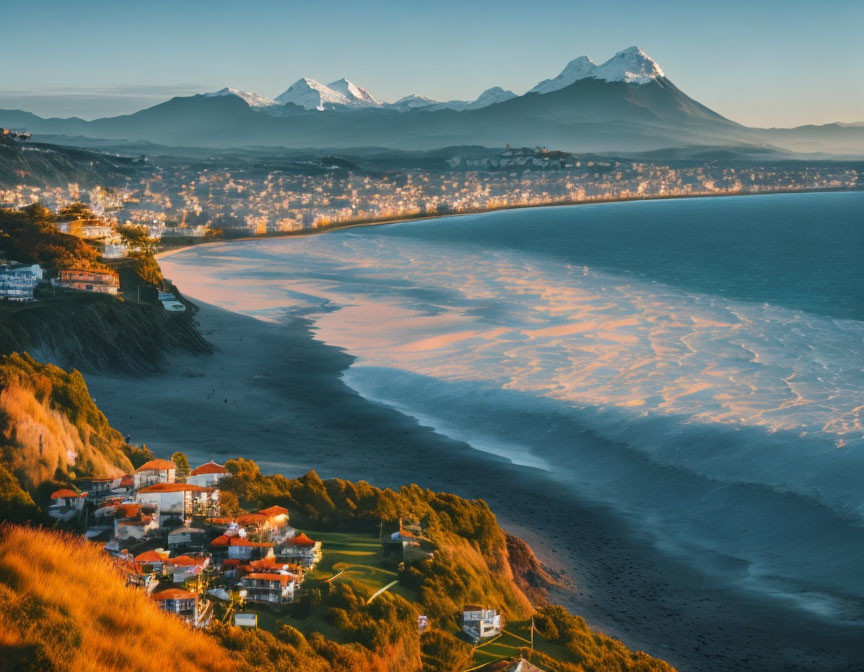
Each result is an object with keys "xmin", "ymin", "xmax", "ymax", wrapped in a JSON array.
[{"xmin": 0, "ymin": 524, "xmax": 237, "ymax": 672}]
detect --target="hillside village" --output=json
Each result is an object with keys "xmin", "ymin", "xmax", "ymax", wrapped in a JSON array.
[{"xmin": 44, "ymin": 453, "xmax": 537, "ymax": 669}]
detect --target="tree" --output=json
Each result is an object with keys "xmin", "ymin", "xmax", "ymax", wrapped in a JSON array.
[{"xmin": 171, "ymin": 451, "xmax": 190, "ymax": 478}]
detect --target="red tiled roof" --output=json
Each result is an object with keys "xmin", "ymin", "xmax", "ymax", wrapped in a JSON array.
[
  {"xmin": 236, "ymin": 513, "xmax": 267, "ymax": 525},
  {"xmin": 152, "ymin": 588, "xmax": 196, "ymax": 601},
  {"xmin": 189, "ymin": 461, "xmax": 230, "ymax": 476},
  {"xmin": 137, "ymin": 483, "xmax": 206, "ymax": 494},
  {"xmin": 170, "ymin": 555, "xmax": 208, "ymax": 567},
  {"xmin": 116, "ymin": 503, "xmax": 141, "ymax": 518},
  {"xmin": 135, "ymin": 550, "xmax": 169, "ymax": 563},
  {"xmin": 135, "ymin": 459, "xmax": 176, "ymax": 473},
  {"xmin": 120, "ymin": 475, "xmax": 134, "ymax": 486},
  {"xmin": 211, "ymin": 535, "xmax": 230, "ymax": 547},
  {"xmin": 258, "ymin": 505, "xmax": 289, "ymax": 517},
  {"xmin": 247, "ymin": 557, "xmax": 289, "ymax": 571},
  {"xmin": 288, "ymin": 533, "xmax": 316, "ymax": 546},
  {"xmin": 50, "ymin": 488, "xmax": 81, "ymax": 499},
  {"xmin": 222, "ymin": 558, "xmax": 241, "ymax": 567},
  {"xmin": 205, "ymin": 517, "xmax": 234, "ymax": 526}
]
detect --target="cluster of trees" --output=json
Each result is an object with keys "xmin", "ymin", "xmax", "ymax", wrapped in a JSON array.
[{"xmin": 0, "ymin": 203, "xmax": 107, "ymax": 271}]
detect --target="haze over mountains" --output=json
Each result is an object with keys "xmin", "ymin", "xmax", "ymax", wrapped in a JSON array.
[{"xmin": 1, "ymin": 46, "xmax": 862, "ymax": 155}]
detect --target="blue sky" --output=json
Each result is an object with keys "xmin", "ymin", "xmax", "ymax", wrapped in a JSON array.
[{"xmin": 1, "ymin": 0, "xmax": 861, "ymax": 126}]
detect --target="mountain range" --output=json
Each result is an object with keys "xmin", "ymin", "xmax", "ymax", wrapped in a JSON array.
[{"xmin": 1, "ymin": 47, "xmax": 862, "ymax": 155}]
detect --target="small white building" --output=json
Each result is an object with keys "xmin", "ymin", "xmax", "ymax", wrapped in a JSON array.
[
  {"xmin": 461, "ymin": 605, "xmax": 503, "ymax": 641},
  {"xmin": 0, "ymin": 262, "xmax": 43, "ymax": 302},
  {"xmin": 135, "ymin": 482, "xmax": 214, "ymax": 527},
  {"xmin": 187, "ymin": 461, "xmax": 231, "ymax": 488},
  {"xmin": 168, "ymin": 526, "xmax": 206, "ymax": 549},
  {"xmin": 169, "ymin": 555, "xmax": 210, "ymax": 584},
  {"xmin": 276, "ymin": 532, "xmax": 321, "ymax": 569},
  {"xmin": 47, "ymin": 489, "xmax": 87, "ymax": 520},
  {"xmin": 133, "ymin": 458, "xmax": 176, "ymax": 490},
  {"xmin": 239, "ymin": 573, "xmax": 297, "ymax": 605},
  {"xmin": 233, "ymin": 612, "xmax": 258, "ymax": 628}
]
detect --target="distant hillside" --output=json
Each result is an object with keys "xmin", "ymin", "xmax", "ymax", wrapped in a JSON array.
[
  {"xmin": 0, "ymin": 525, "xmax": 238, "ymax": 672},
  {"xmin": 2, "ymin": 80, "xmax": 862, "ymax": 154},
  {"xmin": 0, "ymin": 134, "xmax": 148, "ymax": 188}
]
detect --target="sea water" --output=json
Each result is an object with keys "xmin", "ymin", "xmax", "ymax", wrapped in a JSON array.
[{"xmin": 162, "ymin": 191, "xmax": 864, "ymax": 621}]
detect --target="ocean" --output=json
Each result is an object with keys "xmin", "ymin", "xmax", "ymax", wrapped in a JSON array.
[{"xmin": 162, "ymin": 191, "xmax": 864, "ymax": 622}]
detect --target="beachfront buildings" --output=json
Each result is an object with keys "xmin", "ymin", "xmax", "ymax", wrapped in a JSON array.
[
  {"xmin": 135, "ymin": 482, "xmax": 217, "ymax": 527},
  {"xmin": 0, "ymin": 262, "xmax": 43, "ymax": 301},
  {"xmin": 187, "ymin": 461, "xmax": 231, "ymax": 488},
  {"xmin": 55, "ymin": 268, "xmax": 120, "ymax": 295},
  {"xmin": 133, "ymin": 458, "xmax": 176, "ymax": 490},
  {"xmin": 462, "ymin": 605, "xmax": 503, "ymax": 641}
]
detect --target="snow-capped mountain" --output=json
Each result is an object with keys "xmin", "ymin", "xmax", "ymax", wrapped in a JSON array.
[
  {"xmin": 390, "ymin": 87, "xmax": 517, "ymax": 112},
  {"xmin": 327, "ymin": 78, "xmax": 382, "ymax": 106},
  {"xmin": 528, "ymin": 47, "xmax": 664, "ymax": 94},
  {"xmin": 528, "ymin": 56, "xmax": 597, "ymax": 95},
  {"xmin": 389, "ymin": 94, "xmax": 440, "ymax": 111},
  {"xmin": 592, "ymin": 46, "xmax": 664, "ymax": 84},
  {"xmin": 275, "ymin": 78, "xmax": 383, "ymax": 110},
  {"xmin": 203, "ymin": 87, "xmax": 279, "ymax": 109}
]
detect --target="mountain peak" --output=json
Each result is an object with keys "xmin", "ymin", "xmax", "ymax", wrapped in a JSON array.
[
  {"xmin": 528, "ymin": 55, "xmax": 597, "ymax": 94},
  {"xmin": 593, "ymin": 46, "xmax": 664, "ymax": 84},
  {"xmin": 275, "ymin": 78, "xmax": 347, "ymax": 110},
  {"xmin": 203, "ymin": 87, "xmax": 278, "ymax": 109},
  {"xmin": 327, "ymin": 78, "xmax": 381, "ymax": 106}
]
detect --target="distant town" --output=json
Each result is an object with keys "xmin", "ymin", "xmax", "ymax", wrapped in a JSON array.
[{"xmin": 1, "ymin": 130, "xmax": 861, "ymax": 248}]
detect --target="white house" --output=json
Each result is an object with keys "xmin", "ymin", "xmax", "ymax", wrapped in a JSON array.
[
  {"xmin": 48, "ymin": 489, "xmax": 87, "ymax": 520},
  {"xmin": 152, "ymin": 588, "xmax": 212, "ymax": 627},
  {"xmin": 167, "ymin": 526, "xmax": 206, "ymax": 549},
  {"xmin": 115, "ymin": 516, "xmax": 158, "ymax": 541},
  {"xmin": 239, "ymin": 573, "xmax": 297, "ymax": 605},
  {"xmin": 187, "ymin": 461, "xmax": 231, "ymax": 488},
  {"xmin": 225, "ymin": 537, "xmax": 275, "ymax": 561},
  {"xmin": 276, "ymin": 532, "xmax": 322, "ymax": 569},
  {"xmin": 135, "ymin": 482, "xmax": 214, "ymax": 527},
  {"xmin": 169, "ymin": 555, "xmax": 210, "ymax": 584},
  {"xmin": 462, "ymin": 605, "xmax": 503, "ymax": 641},
  {"xmin": 133, "ymin": 458, "xmax": 176, "ymax": 490},
  {"xmin": 0, "ymin": 262, "xmax": 43, "ymax": 302}
]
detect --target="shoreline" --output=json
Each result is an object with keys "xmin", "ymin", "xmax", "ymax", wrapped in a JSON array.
[
  {"xmin": 84, "ymin": 300, "xmax": 864, "ymax": 672},
  {"xmin": 156, "ymin": 185, "xmax": 864, "ymax": 260}
]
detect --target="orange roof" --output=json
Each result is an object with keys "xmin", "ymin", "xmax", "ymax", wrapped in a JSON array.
[
  {"xmin": 258, "ymin": 505, "xmax": 289, "ymax": 517},
  {"xmin": 189, "ymin": 461, "xmax": 230, "ymax": 476},
  {"xmin": 236, "ymin": 513, "xmax": 267, "ymax": 525},
  {"xmin": 116, "ymin": 503, "xmax": 141, "ymax": 518},
  {"xmin": 230, "ymin": 538, "xmax": 273, "ymax": 548},
  {"xmin": 50, "ymin": 488, "xmax": 81, "ymax": 499},
  {"xmin": 288, "ymin": 533, "xmax": 316, "ymax": 547},
  {"xmin": 247, "ymin": 557, "xmax": 290, "ymax": 571},
  {"xmin": 244, "ymin": 573, "xmax": 294, "ymax": 586},
  {"xmin": 152, "ymin": 588, "xmax": 196, "ymax": 601},
  {"xmin": 120, "ymin": 475, "xmax": 134, "ymax": 486},
  {"xmin": 137, "ymin": 483, "xmax": 206, "ymax": 494},
  {"xmin": 135, "ymin": 459, "xmax": 176, "ymax": 473},
  {"xmin": 222, "ymin": 558, "xmax": 241, "ymax": 567},
  {"xmin": 170, "ymin": 555, "xmax": 208, "ymax": 567},
  {"xmin": 211, "ymin": 535, "xmax": 230, "ymax": 547},
  {"xmin": 205, "ymin": 517, "xmax": 234, "ymax": 526},
  {"xmin": 135, "ymin": 550, "xmax": 169, "ymax": 563}
]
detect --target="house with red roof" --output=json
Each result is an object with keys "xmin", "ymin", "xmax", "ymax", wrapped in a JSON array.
[
  {"xmin": 187, "ymin": 461, "xmax": 231, "ymax": 488},
  {"xmin": 276, "ymin": 532, "xmax": 322, "ymax": 569},
  {"xmin": 239, "ymin": 572, "xmax": 297, "ymax": 604},
  {"xmin": 135, "ymin": 548, "xmax": 171, "ymax": 573},
  {"xmin": 133, "ymin": 458, "xmax": 176, "ymax": 490},
  {"xmin": 135, "ymin": 482, "xmax": 217, "ymax": 526},
  {"xmin": 48, "ymin": 488, "xmax": 87, "ymax": 520},
  {"xmin": 169, "ymin": 554, "xmax": 210, "ymax": 583},
  {"xmin": 226, "ymin": 537, "xmax": 275, "ymax": 561},
  {"xmin": 152, "ymin": 588, "xmax": 212, "ymax": 627}
]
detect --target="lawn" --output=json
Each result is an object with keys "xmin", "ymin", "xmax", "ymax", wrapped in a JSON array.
[
  {"xmin": 244, "ymin": 529, "xmax": 417, "ymax": 639},
  {"xmin": 468, "ymin": 620, "xmax": 571, "ymax": 669}
]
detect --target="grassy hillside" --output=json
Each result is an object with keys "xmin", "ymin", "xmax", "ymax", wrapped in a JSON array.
[
  {"xmin": 0, "ymin": 525, "xmax": 237, "ymax": 672},
  {"xmin": 218, "ymin": 461, "xmax": 676, "ymax": 672},
  {"xmin": 0, "ymin": 353, "xmax": 140, "ymax": 518}
]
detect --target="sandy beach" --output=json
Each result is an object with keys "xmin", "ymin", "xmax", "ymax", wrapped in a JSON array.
[{"xmin": 84, "ymin": 301, "xmax": 864, "ymax": 672}]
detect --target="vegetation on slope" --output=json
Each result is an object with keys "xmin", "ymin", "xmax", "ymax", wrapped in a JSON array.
[
  {"xmin": 0, "ymin": 353, "xmax": 136, "ymax": 514},
  {"xmin": 218, "ymin": 460, "xmax": 675, "ymax": 672},
  {"xmin": 0, "ymin": 525, "xmax": 237, "ymax": 672},
  {"xmin": 0, "ymin": 205, "xmax": 212, "ymax": 372}
]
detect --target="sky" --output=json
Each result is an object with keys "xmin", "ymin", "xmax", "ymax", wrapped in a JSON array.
[{"xmin": 1, "ymin": 0, "xmax": 861, "ymax": 127}]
